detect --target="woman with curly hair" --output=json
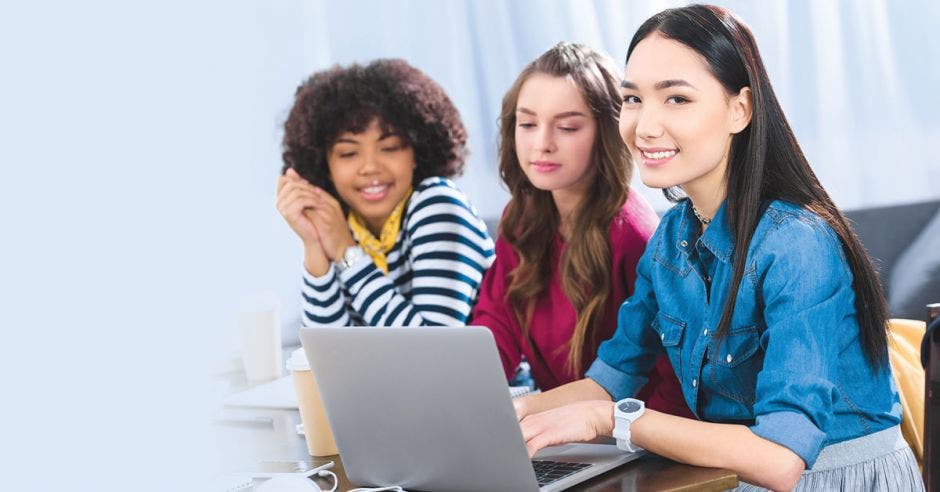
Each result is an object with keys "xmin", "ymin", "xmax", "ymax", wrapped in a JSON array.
[
  {"xmin": 276, "ymin": 59, "xmax": 495, "ymax": 328},
  {"xmin": 470, "ymin": 42, "xmax": 692, "ymax": 418}
]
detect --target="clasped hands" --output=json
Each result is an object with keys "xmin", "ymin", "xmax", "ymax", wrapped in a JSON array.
[{"xmin": 276, "ymin": 168, "xmax": 356, "ymax": 274}]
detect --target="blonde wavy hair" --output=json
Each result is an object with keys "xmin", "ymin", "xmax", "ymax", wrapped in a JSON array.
[{"xmin": 498, "ymin": 42, "xmax": 631, "ymax": 376}]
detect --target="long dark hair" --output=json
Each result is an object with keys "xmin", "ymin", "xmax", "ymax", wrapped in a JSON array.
[
  {"xmin": 628, "ymin": 5, "xmax": 888, "ymax": 367},
  {"xmin": 498, "ymin": 42, "xmax": 630, "ymax": 376}
]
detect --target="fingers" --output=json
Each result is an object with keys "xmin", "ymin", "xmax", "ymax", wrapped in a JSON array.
[
  {"xmin": 277, "ymin": 169, "xmax": 344, "ymax": 217},
  {"xmin": 278, "ymin": 167, "xmax": 315, "ymax": 195},
  {"xmin": 276, "ymin": 185, "xmax": 318, "ymax": 218},
  {"xmin": 306, "ymin": 207, "xmax": 350, "ymax": 259},
  {"xmin": 305, "ymin": 187, "xmax": 347, "ymax": 231},
  {"xmin": 276, "ymin": 178, "xmax": 324, "ymax": 243},
  {"xmin": 277, "ymin": 173, "xmax": 290, "ymax": 195},
  {"xmin": 276, "ymin": 177, "xmax": 315, "ymax": 202},
  {"xmin": 513, "ymin": 398, "xmax": 528, "ymax": 421},
  {"xmin": 276, "ymin": 170, "xmax": 353, "ymax": 258},
  {"xmin": 527, "ymin": 440, "xmax": 544, "ymax": 458},
  {"xmin": 519, "ymin": 403, "xmax": 605, "ymax": 458},
  {"xmin": 280, "ymin": 193, "xmax": 318, "ymax": 223},
  {"xmin": 519, "ymin": 415, "xmax": 535, "ymax": 441},
  {"xmin": 518, "ymin": 411, "xmax": 555, "ymax": 444},
  {"xmin": 520, "ymin": 414, "xmax": 555, "ymax": 458},
  {"xmin": 311, "ymin": 187, "xmax": 346, "ymax": 220},
  {"xmin": 278, "ymin": 167, "xmax": 297, "ymax": 193},
  {"xmin": 276, "ymin": 174, "xmax": 321, "ymax": 215},
  {"xmin": 306, "ymin": 206, "xmax": 331, "ymax": 230}
]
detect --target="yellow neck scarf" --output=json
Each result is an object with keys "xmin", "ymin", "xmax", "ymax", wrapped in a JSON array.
[{"xmin": 347, "ymin": 189, "xmax": 413, "ymax": 274}]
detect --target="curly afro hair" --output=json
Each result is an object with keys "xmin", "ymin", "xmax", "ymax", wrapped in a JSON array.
[{"xmin": 281, "ymin": 59, "xmax": 468, "ymax": 199}]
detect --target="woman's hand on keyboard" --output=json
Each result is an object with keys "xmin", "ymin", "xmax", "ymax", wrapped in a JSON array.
[{"xmin": 519, "ymin": 400, "xmax": 615, "ymax": 457}]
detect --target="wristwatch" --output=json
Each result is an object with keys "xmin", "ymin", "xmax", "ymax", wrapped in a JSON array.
[
  {"xmin": 335, "ymin": 245, "xmax": 365, "ymax": 272},
  {"xmin": 613, "ymin": 398, "xmax": 645, "ymax": 453}
]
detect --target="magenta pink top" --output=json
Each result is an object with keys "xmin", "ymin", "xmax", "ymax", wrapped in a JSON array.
[{"xmin": 471, "ymin": 191, "xmax": 693, "ymax": 418}]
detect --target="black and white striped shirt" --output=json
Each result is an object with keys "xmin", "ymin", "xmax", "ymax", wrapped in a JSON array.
[{"xmin": 300, "ymin": 177, "xmax": 496, "ymax": 327}]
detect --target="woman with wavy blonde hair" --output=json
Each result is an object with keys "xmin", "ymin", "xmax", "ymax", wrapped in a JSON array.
[{"xmin": 471, "ymin": 42, "xmax": 691, "ymax": 418}]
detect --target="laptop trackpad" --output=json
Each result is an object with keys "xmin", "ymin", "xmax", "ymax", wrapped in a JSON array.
[{"xmin": 535, "ymin": 443, "xmax": 631, "ymax": 463}]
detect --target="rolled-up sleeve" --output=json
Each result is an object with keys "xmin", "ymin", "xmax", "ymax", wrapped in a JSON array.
[
  {"xmin": 749, "ymin": 219, "xmax": 856, "ymax": 468},
  {"xmin": 586, "ymin": 230, "xmax": 662, "ymax": 400}
]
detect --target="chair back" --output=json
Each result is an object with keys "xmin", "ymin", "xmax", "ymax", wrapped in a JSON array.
[
  {"xmin": 888, "ymin": 319, "xmax": 925, "ymax": 466},
  {"xmin": 924, "ymin": 303, "xmax": 940, "ymax": 491}
]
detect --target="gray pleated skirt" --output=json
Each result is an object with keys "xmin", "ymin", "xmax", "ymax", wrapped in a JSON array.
[{"xmin": 735, "ymin": 425, "xmax": 924, "ymax": 491}]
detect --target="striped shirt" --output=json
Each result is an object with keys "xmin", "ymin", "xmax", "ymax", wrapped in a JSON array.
[{"xmin": 300, "ymin": 177, "xmax": 496, "ymax": 327}]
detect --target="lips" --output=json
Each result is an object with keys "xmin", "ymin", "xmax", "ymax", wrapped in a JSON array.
[
  {"xmin": 531, "ymin": 160, "xmax": 561, "ymax": 173},
  {"xmin": 637, "ymin": 147, "xmax": 678, "ymax": 167},
  {"xmin": 358, "ymin": 181, "xmax": 391, "ymax": 201}
]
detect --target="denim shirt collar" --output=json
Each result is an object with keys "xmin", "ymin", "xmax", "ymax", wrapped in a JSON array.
[{"xmin": 677, "ymin": 199, "xmax": 734, "ymax": 263}]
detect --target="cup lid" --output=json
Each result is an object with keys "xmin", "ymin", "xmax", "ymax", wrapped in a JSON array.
[{"xmin": 286, "ymin": 348, "xmax": 310, "ymax": 371}]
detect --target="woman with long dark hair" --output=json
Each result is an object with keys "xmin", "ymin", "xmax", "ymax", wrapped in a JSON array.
[
  {"xmin": 470, "ymin": 42, "xmax": 692, "ymax": 417},
  {"xmin": 514, "ymin": 6, "xmax": 922, "ymax": 490}
]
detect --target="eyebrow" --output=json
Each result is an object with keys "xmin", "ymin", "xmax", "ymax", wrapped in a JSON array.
[
  {"xmin": 516, "ymin": 107, "xmax": 589, "ymax": 119},
  {"xmin": 334, "ymin": 131, "xmax": 401, "ymax": 145},
  {"xmin": 621, "ymin": 79, "xmax": 698, "ymax": 90}
]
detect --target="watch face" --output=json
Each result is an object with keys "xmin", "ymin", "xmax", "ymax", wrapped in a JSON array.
[{"xmin": 618, "ymin": 400, "xmax": 641, "ymax": 413}]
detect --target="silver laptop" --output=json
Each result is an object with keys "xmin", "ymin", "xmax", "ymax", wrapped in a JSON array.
[{"xmin": 299, "ymin": 327, "xmax": 641, "ymax": 491}]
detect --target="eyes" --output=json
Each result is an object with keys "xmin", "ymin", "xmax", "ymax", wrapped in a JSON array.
[
  {"xmin": 516, "ymin": 122, "xmax": 581, "ymax": 133},
  {"xmin": 334, "ymin": 142, "xmax": 406, "ymax": 159},
  {"xmin": 622, "ymin": 94, "xmax": 692, "ymax": 106}
]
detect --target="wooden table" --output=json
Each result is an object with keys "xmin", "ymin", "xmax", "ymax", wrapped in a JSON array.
[{"xmin": 213, "ymin": 407, "xmax": 737, "ymax": 491}]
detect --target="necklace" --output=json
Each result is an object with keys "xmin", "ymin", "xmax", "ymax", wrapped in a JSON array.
[{"xmin": 692, "ymin": 206, "xmax": 712, "ymax": 225}]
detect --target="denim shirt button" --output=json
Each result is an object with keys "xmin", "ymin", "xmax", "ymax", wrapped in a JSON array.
[
  {"xmin": 661, "ymin": 333, "xmax": 665, "ymax": 340},
  {"xmin": 679, "ymin": 240, "xmax": 688, "ymax": 248},
  {"xmin": 703, "ymin": 328, "xmax": 708, "ymax": 336},
  {"xmin": 726, "ymin": 354, "xmax": 733, "ymax": 363},
  {"xmin": 692, "ymin": 378, "xmax": 697, "ymax": 388}
]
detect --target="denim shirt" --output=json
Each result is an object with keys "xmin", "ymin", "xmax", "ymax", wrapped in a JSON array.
[{"xmin": 586, "ymin": 199, "xmax": 901, "ymax": 468}]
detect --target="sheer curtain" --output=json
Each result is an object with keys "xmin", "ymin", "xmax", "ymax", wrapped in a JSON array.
[
  {"xmin": 227, "ymin": 0, "xmax": 940, "ymax": 342},
  {"xmin": 277, "ymin": 0, "xmax": 940, "ymax": 216}
]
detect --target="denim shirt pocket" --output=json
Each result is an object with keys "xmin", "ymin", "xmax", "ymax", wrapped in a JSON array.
[
  {"xmin": 706, "ymin": 326, "xmax": 763, "ymax": 405},
  {"xmin": 653, "ymin": 311, "xmax": 686, "ymax": 380}
]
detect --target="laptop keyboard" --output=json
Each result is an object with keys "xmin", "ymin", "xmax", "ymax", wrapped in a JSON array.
[{"xmin": 531, "ymin": 459, "xmax": 592, "ymax": 487}]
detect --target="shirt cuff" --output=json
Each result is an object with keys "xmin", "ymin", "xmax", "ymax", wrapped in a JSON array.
[
  {"xmin": 337, "ymin": 253, "xmax": 379, "ymax": 292},
  {"xmin": 750, "ymin": 411, "xmax": 827, "ymax": 468},
  {"xmin": 302, "ymin": 263, "xmax": 337, "ymax": 290},
  {"xmin": 585, "ymin": 358, "xmax": 647, "ymax": 401}
]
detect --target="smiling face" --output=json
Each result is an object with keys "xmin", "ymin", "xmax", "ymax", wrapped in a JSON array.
[
  {"xmin": 619, "ymin": 32, "xmax": 751, "ymax": 199},
  {"xmin": 514, "ymin": 73, "xmax": 598, "ymax": 201},
  {"xmin": 327, "ymin": 118, "xmax": 415, "ymax": 232}
]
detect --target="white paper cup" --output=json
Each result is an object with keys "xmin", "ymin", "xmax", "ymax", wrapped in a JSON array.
[{"xmin": 237, "ymin": 292, "xmax": 283, "ymax": 383}]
